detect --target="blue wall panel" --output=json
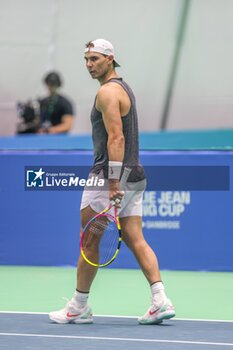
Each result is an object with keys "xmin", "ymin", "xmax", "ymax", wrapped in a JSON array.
[{"xmin": 0, "ymin": 150, "xmax": 232, "ymax": 271}]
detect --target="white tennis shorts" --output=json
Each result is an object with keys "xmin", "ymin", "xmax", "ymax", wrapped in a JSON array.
[{"xmin": 80, "ymin": 173, "xmax": 146, "ymax": 218}]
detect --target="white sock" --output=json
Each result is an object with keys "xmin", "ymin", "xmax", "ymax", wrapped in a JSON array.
[
  {"xmin": 73, "ymin": 290, "xmax": 89, "ymax": 309},
  {"xmin": 151, "ymin": 282, "xmax": 167, "ymax": 307}
]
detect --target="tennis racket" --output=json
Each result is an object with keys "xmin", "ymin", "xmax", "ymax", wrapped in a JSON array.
[{"xmin": 80, "ymin": 167, "xmax": 131, "ymax": 268}]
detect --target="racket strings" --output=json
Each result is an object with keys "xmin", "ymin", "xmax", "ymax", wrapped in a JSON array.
[
  {"xmin": 99, "ymin": 220, "xmax": 119, "ymax": 264},
  {"xmin": 81, "ymin": 214, "xmax": 119, "ymax": 266},
  {"xmin": 89, "ymin": 218, "xmax": 109, "ymax": 235}
]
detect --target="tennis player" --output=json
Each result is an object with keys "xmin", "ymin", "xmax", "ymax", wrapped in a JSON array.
[{"xmin": 49, "ymin": 39, "xmax": 175, "ymax": 325}]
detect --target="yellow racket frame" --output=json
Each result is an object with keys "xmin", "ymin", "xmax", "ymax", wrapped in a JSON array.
[{"xmin": 80, "ymin": 205, "xmax": 122, "ymax": 267}]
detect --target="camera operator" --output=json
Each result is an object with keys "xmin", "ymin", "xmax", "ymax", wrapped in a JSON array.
[{"xmin": 38, "ymin": 71, "xmax": 74, "ymax": 134}]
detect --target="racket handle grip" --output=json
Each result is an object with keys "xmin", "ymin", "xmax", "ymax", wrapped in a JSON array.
[{"xmin": 120, "ymin": 167, "xmax": 131, "ymax": 189}]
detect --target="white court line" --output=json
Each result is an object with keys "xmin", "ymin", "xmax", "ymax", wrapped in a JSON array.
[
  {"xmin": 0, "ymin": 332, "xmax": 233, "ymax": 347},
  {"xmin": 0, "ymin": 311, "xmax": 48, "ymax": 315},
  {"xmin": 0, "ymin": 311, "xmax": 233, "ymax": 323},
  {"xmin": 97, "ymin": 314, "xmax": 233, "ymax": 323}
]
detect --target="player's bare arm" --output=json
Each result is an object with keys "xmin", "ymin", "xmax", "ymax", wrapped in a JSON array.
[
  {"xmin": 96, "ymin": 84, "xmax": 125, "ymax": 160},
  {"xmin": 96, "ymin": 83, "xmax": 126, "ymax": 203}
]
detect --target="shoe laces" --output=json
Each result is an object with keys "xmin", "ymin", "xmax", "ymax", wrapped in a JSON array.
[
  {"xmin": 151, "ymin": 297, "xmax": 164, "ymax": 310},
  {"xmin": 62, "ymin": 296, "xmax": 79, "ymax": 311}
]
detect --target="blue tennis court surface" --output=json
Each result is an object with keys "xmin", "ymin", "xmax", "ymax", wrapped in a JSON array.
[{"xmin": 0, "ymin": 312, "xmax": 232, "ymax": 349}]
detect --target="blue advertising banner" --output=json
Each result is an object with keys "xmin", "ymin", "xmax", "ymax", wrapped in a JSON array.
[{"xmin": 0, "ymin": 150, "xmax": 232, "ymax": 271}]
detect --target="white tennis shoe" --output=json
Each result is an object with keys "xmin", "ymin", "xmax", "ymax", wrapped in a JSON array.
[
  {"xmin": 138, "ymin": 299, "xmax": 175, "ymax": 325},
  {"xmin": 49, "ymin": 298, "xmax": 93, "ymax": 324}
]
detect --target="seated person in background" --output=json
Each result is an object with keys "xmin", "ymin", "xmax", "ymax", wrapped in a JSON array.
[{"xmin": 38, "ymin": 71, "xmax": 74, "ymax": 134}]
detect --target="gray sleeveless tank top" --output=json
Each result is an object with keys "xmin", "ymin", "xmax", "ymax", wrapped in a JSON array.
[{"xmin": 90, "ymin": 78, "xmax": 145, "ymax": 182}]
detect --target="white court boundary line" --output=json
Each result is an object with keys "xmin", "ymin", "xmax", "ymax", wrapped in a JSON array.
[
  {"xmin": 0, "ymin": 332, "xmax": 233, "ymax": 347},
  {"xmin": 0, "ymin": 312, "xmax": 233, "ymax": 347},
  {"xmin": 0, "ymin": 311, "xmax": 233, "ymax": 323}
]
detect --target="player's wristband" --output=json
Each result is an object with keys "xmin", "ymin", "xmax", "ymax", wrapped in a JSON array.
[{"xmin": 108, "ymin": 161, "xmax": 122, "ymax": 180}]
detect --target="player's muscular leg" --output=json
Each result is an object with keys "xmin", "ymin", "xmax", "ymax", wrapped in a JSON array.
[
  {"xmin": 120, "ymin": 216, "xmax": 161, "ymax": 283},
  {"xmin": 77, "ymin": 206, "xmax": 99, "ymax": 292}
]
